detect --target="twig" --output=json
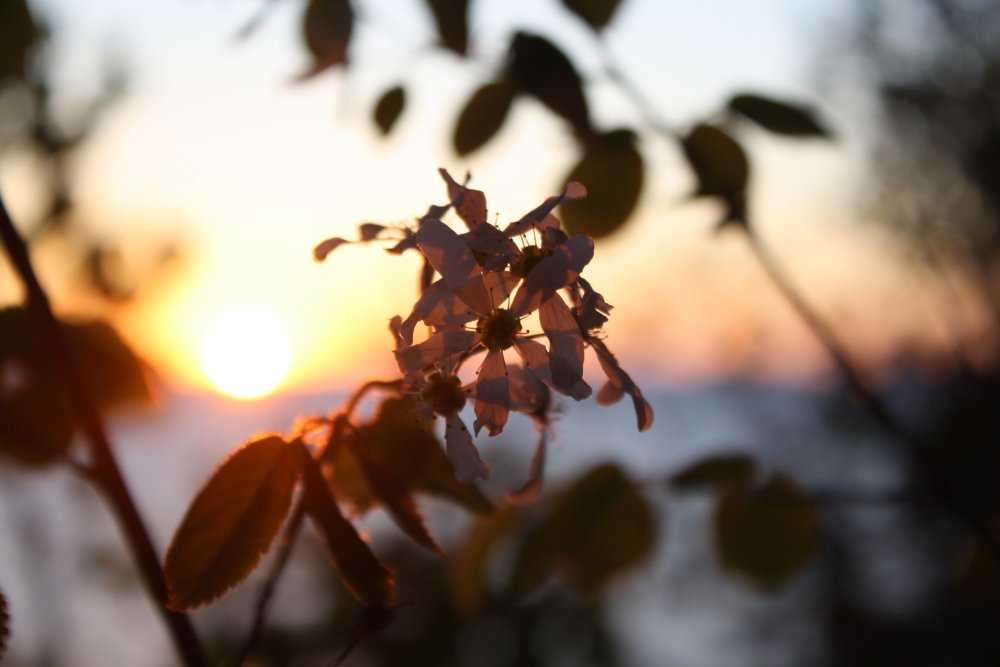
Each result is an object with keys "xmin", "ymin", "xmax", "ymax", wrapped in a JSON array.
[{"xmin": 0, "ymin": 194, "xmax": 207, "ymax": 667}]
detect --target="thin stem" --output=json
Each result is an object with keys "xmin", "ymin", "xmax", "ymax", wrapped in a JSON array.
[{"xmin": 0, "ymin": 194, "xmax": 207, "ymax": 667}]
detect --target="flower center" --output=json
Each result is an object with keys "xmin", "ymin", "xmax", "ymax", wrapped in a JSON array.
[
  {"xmin": 477, "ymin": 309, "xmax": 522, "ymax": 350},
  {"xmin": 420, "ymin": 372, "xmax": 466, "ymax": 416},
  {"xmin": 512, "ymin": 245, "xmax": 551, "ymax": 278}
]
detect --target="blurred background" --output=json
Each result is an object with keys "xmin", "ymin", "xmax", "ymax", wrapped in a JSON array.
[{"xmin": 1, "ymin": 0, "xmax": 1000, "ymax": 665}]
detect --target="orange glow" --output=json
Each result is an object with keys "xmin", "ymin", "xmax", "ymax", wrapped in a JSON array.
[{"xmin": 200, "ymin": 306, "xmax": 293, "ymax": 399}]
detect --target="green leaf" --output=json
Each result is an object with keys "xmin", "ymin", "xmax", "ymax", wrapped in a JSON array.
[
  {"xmin": 561, "ymin": 129, "xmax": 644, "ymax": 238},
  {"xmin": 0, "ymin": 0, "xmax": 40, "ymax": 82},
  {"xmin": 729, "ymin": 93, "xmax": 831, "ymax": 139},
  {"xmin": 301, "ymin": 0, "xmax": 353, "ymax": 78},
  {"xmin": 669, "ymin": 454, "xmax": 757, "ymax": 489},
  {"xmin": 681, "ymin": 123, "xmax": 750, "ymax": 227},
  {"xmin": 453, "ymin": 80, "xmax": 517, "ymax": 156},
  {"xmin": 165, "ymin": 435, "xmax": 301, "ymax": 610},
  {"xmin": 0, "ymin": 587, "xmax": 8, "ymax": 662},
  {"xmin": 425, "ymin": 0, "xmax": 469, "ymax": 56},
  {"xmin": 714, "ymin": 473, "xmax": 820, "ymax": 588},
  {"xmin": 298, "ymin": 441, "xmax": 396, "ymax": 607},
  {"xmin": 507, "ymin": 32, "xmax": 591, "ymax": 135},
  {"xmin": 561, "ymin": 0, "xmax": 623, "ymax": 32},
  {"xmin": 373, "ymin": 85, "xmax": 405, "ymax": 136},
  {"xmin": 512, "ymin": 463, "xmax": 655, "ymax": 597}
]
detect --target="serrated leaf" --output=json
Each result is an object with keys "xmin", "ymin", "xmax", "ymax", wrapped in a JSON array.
[
  {"xmin": 714, "ymin": 473, "xmax": 820, "ymax": 588},
  {"xmin": 561, "ymin": 0, "xmax": 623, "ymax": 32},
  {"xmin": 449, "ymin": 506, "xmax": 524, "ymax": 615},
  {"xmin": 0, "ymin": 587, "xmax": 8, "ymax": 662},
  {"xmin": 507, "ymin": 32, "xmax": 591, "ymax": 135},
  {"xmin": 729, "ymin": 93, "xmax": 831, "ymax": 139},
  {"xmin": 425, "ymin": 0, "xmax": 469, "ymax": 56},
  {"xmin": 373, "ymin": 85, "xmax": 405, "ymax": 136},
  {"xmin": 670, "ymin": 454, "xmax": 757, "ymax": 489},
  {"xmin": 301, "ymin": 0, "xmax": 353, "ymax": 78},
  {"xmin": 453, "ymin": 80, "xmax": 516, "ymax": 156},
  {"xmin": 297, "ymin": 441, "xmax": 395, "ymax": 607},
  {"xmin": 512, "ymin": 463, "xmax": 654, "ymax": 597},
  {"xmin": 681, "ymin": 123, "xmax": 750, "ymax": 227},
  {"xmin": 561, "ymin": 129, "xmax": 643, "ymax": 239},
  {"xmin": 0, "ymin": 0, "xmax": 39, "ymax": 82},
  {"xmin": 165, "ymin": 435, "xmax": 300, "ymax": 610}
]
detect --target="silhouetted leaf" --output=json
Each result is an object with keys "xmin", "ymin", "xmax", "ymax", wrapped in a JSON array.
[
  {"xmin": 512, "ymin": 463, "xmax": 654, "ymax": 596},
  {"xmin": 0, "ymin": 587, "xmax": 8, "ymax": 661},
  {"xmin": 66, "ymin": 320, "xmax": 154, "ymax": 410},
  {"xmin": 729, "ymin": 93, "xmax": 831, "ymax": 139},
  {"xmin": 956, "ymin": 538, "xmax": 1000, "ymax": 603},
  {"xmin": 373, "ymin": 85, "xmax": 405, "ymax": 136},
  {"xmin": 0, "ymin": 0, "xmax": 39, "ymax": 82},
  {"xmin": 681, "ymin": 123, "xmax": 749, "ymax": 227},
  {"xmin": 507, "ymin": 32, "xmax": 591, "ymax": 135},
  {"xmin": 425, "ymin": 0, "xmax": 469, "ymax": 56},
  {"xmin": 561, "ymin": 0, "xmax": 623, "ymax": 32},
  {"xmin": 301, "ymin": 0, "xmax": 353, "ymax": 78},
  {"xmin": 714, "ymin": 473, "xmax": 820, "ymax": 588},
  {"xmin": 670, "ymin": 454, "xmax": 757, "ymax": 489},
  {"xmin": 561, "ymin": 129, "xmax": 643, "ymax": 238},
  {"xmin": 298, "ymin": 440, "xmax": 396, "ymax": 607},
  {"xmin": 453, "ymin": 81, "xmax": 517, "ymax": 156},
  {"xmin": 449, "ymin": 506, "xmax": 524, "ymax": 615},
  {"xmin": 330, "ymin": 398, "xmax": 492, "ymax": 515},
  {"xmin": 0, "ymin": 384, "xmax": 73, "ymax": 466},
  {"xmin": 165, "ymin": 436, "xmax": 300, "ymax": 609}
]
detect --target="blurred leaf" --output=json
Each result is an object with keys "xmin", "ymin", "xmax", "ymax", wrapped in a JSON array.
[
  {"xmin": 714, "ymin": 473, "xmax": 820, "ymax": 588},
  {"xmin": 561, "ymin": 129, "xmax": 643, "ymax": 239},
  {"xmin": 561, "ymin": 0, "xmax": 623, "ymax": 32},
  {"xmin": 301, "ymin": 0, "xmax": 354, "ymax": 78},
  {"xmin": 681, "ymin": 123, "xmax": 749, "ymax": 227},
  {"xmin": 670, "ymin": 454, "xmax": 757, "ymax": 489},
  {"xmin": 0, "ymin": 587, "xmax": 8, "ymax": 662},
  {"xmin": 512, "ymin": 463, "xmax": 654, "ymax": 597},
  {"xmin": 298, "ymin": 440, "xmax": 396, "ymax": 607},
  {"xmin": 507, "ymin": 32, "xmax": 591, "ymax": 135},
  {"xmin": 165, "ymin": 435, "xmax": 300, "ymax": 610},
  {"xmin": 65, "ymin": 319, "xmax": 154, "ymax": 410},
  {"xmin": 0, "ymin": 383, "xmax": 74, "ymax": 466},
  {"xmin": 331, "ymin": 397, "xmax": 492, "ymax": 515},
  {"xmin": 449, "ymin": 506, "xmax": 524, "ymax": 615},
  {"xmin": 956, "ymin": 538, "xmax": 1000, "ymax": 603},
  {"xmin": 0, "ymin": 0, "xmax": 39, "ymax": 82},
  {"xmin": 425, "ymin": 0, "xmax": 469, "ymax": 56},
  {"xmin": 373, "ymin": 85, "xmax": 405, "ymax": 136},
  {"xmin": 453, "ymin": 80, "xmax": 516, "ymax": 156},
  {"xmin": 728, "ymin": 93, "xmax": 831, "ymax": 139}
]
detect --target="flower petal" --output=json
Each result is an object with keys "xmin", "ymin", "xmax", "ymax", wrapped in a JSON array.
[
  {"xmin": 503, "ymin": 181, "xmax": 587, "ymax": 237},
  {"xmin": 509, "ymin": 234, "xmax": 594, "ymax": 317},
  {"xmin": 399, "ymin": 278, "xmax": 478, "ymax": 345},
  {"xmin": 574, "ymin": 276, "xmax": 613, "ymax": 332},
  {"xmin": 416, "ymin": 218, "xmax": 492, "ymax": 314},
  {"xmin": 539, "ymin": 294, "xmax": 590, "ymax": 397},
  {"xmin": 507, "ymin": 359, "xmax": 551, "ymax": 420},
  {"xmin": 462, "ymin": 223, "xmax": 519, "ymax": 271},
  {"xmin": 394, "ymin": 329, "xmax": 480, "ymax": 376},
  {"xmin": 445, "ymin": 414, "xmax": 491, "ymax": 483},
  {"xmin": 313, "ymin": 237, "xmax": 350, "ymax": 262},
  {"xmin": 473, "ymin": 348, "xmax": 509, "ymax": 436},
  {"xmin": 513, "ymin": 338, "xmax": 590, "ymax": 400},
  {"xmin": 439, "ymin": 168, "xmax": 487, "ymax": 229},
  {"xmin": 590, "ymin": 337, "xmax": 654, "ymax": 432}
]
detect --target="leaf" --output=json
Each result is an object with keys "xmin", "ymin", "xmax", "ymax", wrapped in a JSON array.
[
  {"xmin": 0, "ymin": 0, "xmax": 40, "ymax": 82},
  {"xmin": 453, "ymin": 81, "xmax": 517, "ymax": 156},
  {"xmin": 507, "ymin": 32, "xmax": 591, "ymax": 136},
  {"xmin": 0, "ymin": 384, "xmax": 74, "ymax": 466},
  {"xmin": 0, "ymin": 587, "xmax": 8, "ymax": 662},
  {"xmin": 561, "ymin": 0, "xmax": 623, "ymax": 32},
  {"xmin": 561, "ymin": 129, "xmax": 643, "ymax": 238},
  {"xmin": 165, "ymin": 435, "xmax": 301, "ymax": 610},
  {"xmin": 714, "ymin": 473, "xmax": 820, "ymax": 588},
  {"xmin": 681, "ymin": 123, "xmax": 749, "ymax": 227},
  {"xmin": 449, "ymin": 506, "xmax": 524, "ymax": 615},
  {"xmin": 300, "ymin": 0, "xmax": 354, "ymax": 79},
  {"xmin": 297, "ymin": 440, "xmax": 396, "ymax": 607},
  {"xmin": 65, "ymin": 320, "xmax": 154, "ymax": 410},
  {"xmin": 425, "ymin": 0, "xmax": 469, "ymax": 56},
  {"xmin": 728, "ymin": 93, "xmax": 831, "ymax": 139},
  {"xmin": 670, "ymin": 454, "xmax": 758, "ymax": 489},
  {"xmin": 373, "ymin": 85, "xmax": 405, "ymax": 136},
  {"xmin": 511, "ymin": 463, "xmax": 654, "ymax": 596}
]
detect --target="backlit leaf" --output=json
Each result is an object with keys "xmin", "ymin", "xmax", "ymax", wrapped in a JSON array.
[
  {"xmin": 681, "ymin": 123, "xmax": 749, "ymax": 227},
  {"xmin": 714, "ymin": 473, "xmax": 820, "ymax": 588},
  {"xmin": 507, "ymin": 32, "xmax": 591, "ymax": 135},
  {"xmin": 729, "ymin": 93, "xmax": 831, "ymax": 139},
  {"xmin": 301, "ymin": 0, "xmax": 353, "ymax": 78},
  {"xmin": 425, "ymin": 0, "xmax": 469, "ymax": 56},
  {"xmin": 453, "ymin": 81, "xmax": 517, "ymax": 156},
  {"xmin": 561, "ymin": 129, "xmax": 643, "ymax": 238},
  {"xmin": 0, "ymin": 384, "xmax": 73, "ymax": 466},
  {"xmin": 0, "ymin": 0, "xmax": 39, "ymax": 81},
  {"xmin": 512, "ymin": 463, "xmax": 654, "ymax": 596},
  {"xmin": 373, "ymin": 85, "xmax": 405, "ymax": 136},
  {"xmin": 561, "ymin": 0, "xmax": 623, "ymax": 32},
  {"xmin": 670, "ymin": 453, "xmax": 757, "ymax": 489},
  {"xmin": 165, "ymin": 435, "xmax": 300, "ymax": 610},
  {"xmin": 66, "ymin": 320, "xmax": 154, "ymax": 410},
  {"xmin": 298, "ymin": 441, "xmax": 396, "ymax": 607},
  {"xmin": 0, "ymin": 587, "xmax": 8, "ymax": 661}
]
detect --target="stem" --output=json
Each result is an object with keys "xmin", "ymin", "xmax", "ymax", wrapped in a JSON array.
[{"xmin": 0, "ymin": 194, "xmax": 207, "ymax": 667}]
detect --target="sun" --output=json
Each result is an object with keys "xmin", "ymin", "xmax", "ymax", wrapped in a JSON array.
[{"xmin": 200, "ymin": 306, "xmax": 293, "ymax": 399}]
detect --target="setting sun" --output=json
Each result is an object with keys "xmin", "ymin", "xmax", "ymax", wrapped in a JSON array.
[{"xmin": 200, "ymin": 306, "xmax": 293, "ymax": 399}]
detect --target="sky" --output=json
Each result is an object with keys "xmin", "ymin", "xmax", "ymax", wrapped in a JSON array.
[{"xmin": 2, "ymin": 0, "xmax": 960, "ymax": 398}]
